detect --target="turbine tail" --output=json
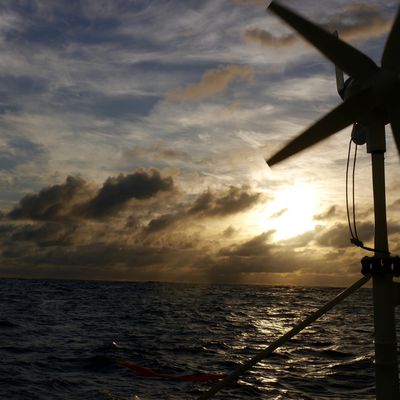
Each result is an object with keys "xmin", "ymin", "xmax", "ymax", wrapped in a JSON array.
[
  {"xmin": 381, "ymin": 8, "xmax": 400, "ymax": 72},
  {"xmin": 268, "ymin": 2, "xmax": 378, "ymax": 80},
  {"xmin": 266, "ymin": 90, "xmax": 376, "ymax": 166},
  {"xmin": 389, "ymin": 105, "xmax": 400, "ymax": 155},
  {"xmin": 333, "ymin": 31, "xmax": 345, "ymax": 98}
]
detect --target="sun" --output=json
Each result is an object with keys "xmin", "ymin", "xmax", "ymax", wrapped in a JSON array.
[{"xmin": 254, "ymin": 183, "xmax": 321, "ymax": 241}]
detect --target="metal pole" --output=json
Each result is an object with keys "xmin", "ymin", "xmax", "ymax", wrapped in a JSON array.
[{"xmin": 367, "ymin": 121, "xmax": 399, "ymax": 400}]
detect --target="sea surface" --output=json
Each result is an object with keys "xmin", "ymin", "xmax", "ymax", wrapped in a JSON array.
[{"xmin": 0, "ymin": 278, "xmax": 398, "ymax": 399}]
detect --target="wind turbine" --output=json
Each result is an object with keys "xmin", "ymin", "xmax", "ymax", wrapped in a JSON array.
[
  {"xmin": 266, "ymin": 2, "xmax": 400, "ymax": 399},
  {"xmin": 196, "ymin": 3, "xmax": 400, "ymax": 400}
]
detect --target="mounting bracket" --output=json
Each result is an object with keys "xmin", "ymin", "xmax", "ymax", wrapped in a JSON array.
[{"xmin": 361, "ymin": 256, "xmax": 400, "ymax": 276}]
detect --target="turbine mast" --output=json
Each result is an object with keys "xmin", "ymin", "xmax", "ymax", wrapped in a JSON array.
[{"xmin": 367, "ymin": 121, "xmax": 399, "ymax": 399}]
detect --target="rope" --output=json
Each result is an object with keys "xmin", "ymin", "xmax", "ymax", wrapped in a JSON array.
[{"xmin": 196, "ymin": 274, "xmax": 371, "ymax": 400}]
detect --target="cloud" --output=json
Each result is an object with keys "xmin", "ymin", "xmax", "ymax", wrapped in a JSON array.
[
  {"xmin": 315, "ymin": 221, "xmax": 374, "ymax": 248},
  {"xmin": 233, "ymin": 0, "xmax": 267, "ymax": 7},
  {"xmin": 219, "ymin": 231, "xmax": 274, "ymax": 256},
  {"xmin": 9, "ymin": 222, "xmax": 77, "ymax": 247},
  {"xmin": 124, "ymin": 141, "xmax": 190, "ymax": 163},
  {"xmin": 329, "ymin": 4, "xmax": 393, "ymax": 42},
  {"xmin": 0, "ymin": 182, "xmax": 372, "ymax": 286},
  {"xmin": 84, "ymin": 169, "xmax": 174, "ymax": 218},
  {"xmin": 0, "ymin": 136, "xmax": 46, "ymax": 171},
  {"xmin": 244, "ymin": 3, "xmax": 391, "ymax": 48},
  {"xmin": 9, "ymin": 169, "xmax": 174, "ymax": 221},
  {"xmin": 145, "ymin": 185, "xmax": 262, "ymax": 234},
  {"xmin": 202, "ymin": 231, "xmax": 316, "ymax": 284},
  {"xmin": 188, "ymin": 185, "xmax": 261, "ymax": 216},
  {"xmin": 314, "ymin": 205, "xmax": 338, "ymax": 221},
  {"xmin": 244, "ymin": 28, "xmax": 297, "ymax": 47},
  {"xmin": 0, "ymin": 0, "xmax": 389, "ymax": 287},
  {"xmin": 270, "ymin": 208, "xmax": 287, "ymax": 219},
  {"xmin": 166, "ymin": 65, "xmax": 254, "ymax": 101},
  {"xmin": 144, "ymin": 213, "xmax": 182, "ymax": 234},
  {"xmin": 8, "ymin": 176, "xmax": 93, "ymax": 221},
  {"xmin": 223, "ymin": 226, "xmax": 236, "ymax": 238}
]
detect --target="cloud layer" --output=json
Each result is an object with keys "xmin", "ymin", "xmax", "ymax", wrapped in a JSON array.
[
  {"xmin": 0, "ymin": 1, "xmax": 399, "ymax": 286},
  {"xmin": 9, "ymin": 169, "xmax": 174, "ymax": 220}
]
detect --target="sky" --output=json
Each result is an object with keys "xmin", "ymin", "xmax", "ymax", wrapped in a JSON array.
[{"xmin": 0, "ymin": 0, "xmax": 399, "ymax": 287}]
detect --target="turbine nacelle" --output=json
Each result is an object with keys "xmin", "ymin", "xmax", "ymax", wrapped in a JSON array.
[
  {"xmin": 372, "ymin": 70, "xmax": 400, "ymax": 110},
  {"xmin": 344, "ymin": 69, "xmax": 400, "ymax": 129}
]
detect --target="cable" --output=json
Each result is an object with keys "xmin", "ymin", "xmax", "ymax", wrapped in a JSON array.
[
  {"xmin": 345, "ymin": 138, "xmax": 355, "ymax": 239},
  {"xmin": 352, "ymin": 142, "xmax": 359, "ymax": 239},
  {"xmin": 346, "ymin": 137, "xmax": 390, "ymax": 255}
]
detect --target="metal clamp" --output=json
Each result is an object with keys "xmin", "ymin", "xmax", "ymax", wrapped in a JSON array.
[{"xmin": 361, "ymin": 256, "xmax": 400, "ymax": 276}]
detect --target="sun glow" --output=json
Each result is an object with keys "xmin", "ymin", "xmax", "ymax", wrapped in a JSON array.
[{"xmin": 255, "ymin": 184, "xmax": 320, "ymax": 241}]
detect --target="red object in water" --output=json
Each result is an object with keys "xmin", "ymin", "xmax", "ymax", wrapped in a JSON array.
[{"xmin": 116, "ymin": 359, "xmax": 227, "ymax": 382}]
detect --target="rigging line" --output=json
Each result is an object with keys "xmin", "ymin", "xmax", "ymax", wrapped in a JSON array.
[
  {"xmin": 196, "ymin": 274, "xmax": 371, "ymax": 400},
  {"xmin": 346, "ymin": 138, "xmax": 355, "ymax": 239}
]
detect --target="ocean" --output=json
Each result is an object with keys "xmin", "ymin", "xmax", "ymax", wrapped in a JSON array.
[{"xmin": 0, "ymin": 278, "xmax": 396, "ymax": 399}]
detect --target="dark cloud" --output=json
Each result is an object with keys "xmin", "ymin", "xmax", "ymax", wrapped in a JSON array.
[
  {"xmin": 315, "ymin": 221, "xmax": 374, "ymax": 248},
  {"xmin": 388, "ymin": 223, "xmax": 400, "ymax": 237},
  {"xmin": 201, "ymin": 231, "xmax": 311, "ymax": 284},
  {"xmin": 85, "ymin": 169, "xmax": 173, "ymax": 218},
  {"xmin": 9, "ymin": 176, "xmax": 92, "ymax": 221},
  {"xmin": 2, "ymin": 170, "xmax": 371, "ymax": 286},
  {"xmin": 9, "ymin": 222, "xmax": 77, "ymax": 247},
  {"xmin": 233, "ymin": 0, "xmax": 266, "ymax": 7},
  {"xmin": 144, "ymin": 185, "xmax": 262, "ymax": 234},
  {"xmin": 314, "ymin": 205, "xmax": 337, "ymax": 221},
  {"xmin": 219, "ymin": 231, "xmax": 275, "ymax": 256},
  {"xmin": 23, "ymin": 243, "xmax": 170, "ymax": 269},
  {"xmin": 244, "ymin": 28, "xmax": 297, "ymax": 48},
  {"xmin": 188, "ymin": 185, "xmax": 261, "ymax": 216},
  {"xmin": 144, "ymin": 213, "xmax": 181, "ymax": 234},
  {"xmin": 0, "ymin": 226, "xmax": 204, "ymax": 282},
  {"xmin": 223, "ymin": 226, "xmax": 236, "ymax": 238},
  {"xmin": 388, "ymin": 198, "xmax": 400, "ymax": 212},
  {"xmin": 9, "ymin": 169, "xmax": 174, "ymax": 221},
  {"xmin": 281, "ymin": 226, "xmax": 322, "ymax": 248}
]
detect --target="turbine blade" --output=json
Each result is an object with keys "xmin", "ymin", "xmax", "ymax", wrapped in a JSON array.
[
  {"xmin": 382, "ymin": 8, "xmax": 400, "ymax": 72},
  {"xmin": 266, "ymin": 90, "xmax": 375, "ymax": 166},
  {"xmin": 268, "ymin": 2, "xmax": 378, "ymax": 80},
  {"xmin": 389, "ymin": 106, "xmax": 400, "ymax": 155}
]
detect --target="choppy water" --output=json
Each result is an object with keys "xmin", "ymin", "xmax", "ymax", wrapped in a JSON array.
[{"xmin": 0, "ymin": 279, "xmax": 397, "ymax": 399}]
